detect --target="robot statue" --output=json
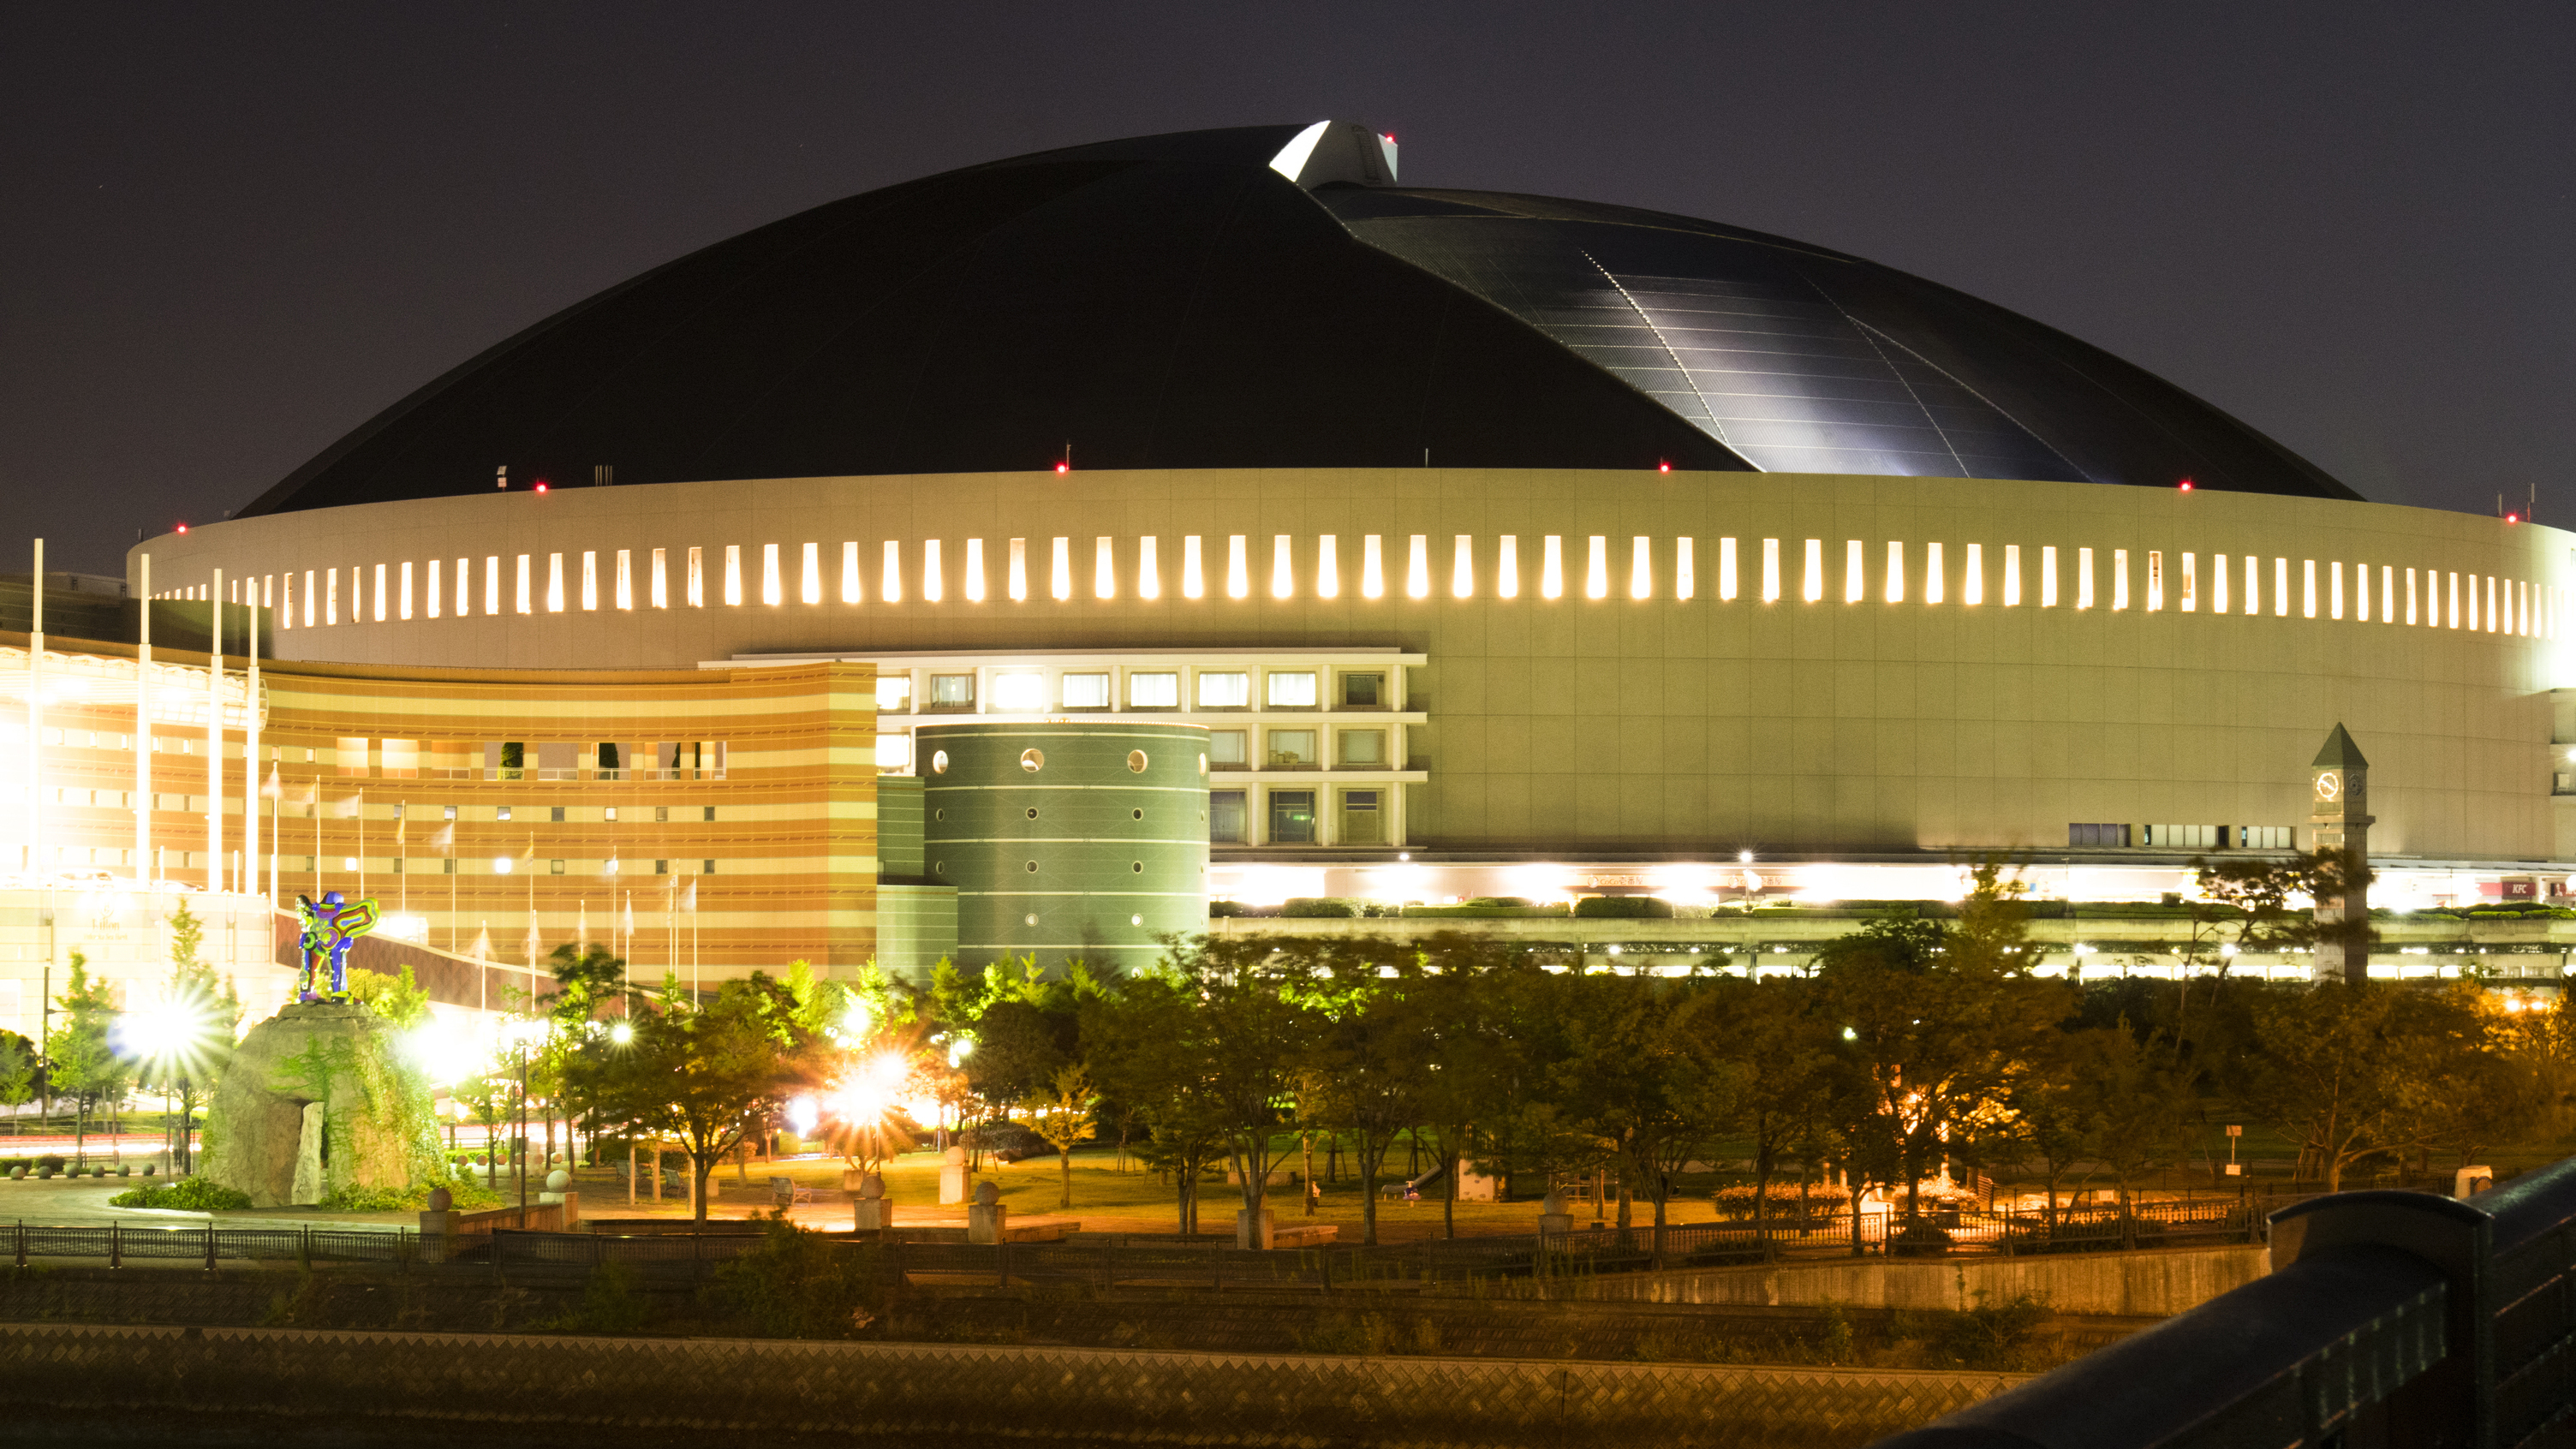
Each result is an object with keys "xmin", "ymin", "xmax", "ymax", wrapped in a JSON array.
[{"xmin": 295, "ymin": 891, "xmax": 381, "ymax": 1002}]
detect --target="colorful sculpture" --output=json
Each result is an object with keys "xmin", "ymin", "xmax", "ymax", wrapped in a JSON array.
[{"xmin": 295, "ymin": 891, "xmax": 380, "ymax": 1001}]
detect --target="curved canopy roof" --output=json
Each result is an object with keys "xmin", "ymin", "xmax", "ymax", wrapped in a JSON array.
[{"xmin": 243, "ymin": 122, "xmax": 2354, "ymax": 517}]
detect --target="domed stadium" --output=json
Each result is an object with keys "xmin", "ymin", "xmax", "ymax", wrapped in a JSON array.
[
  {"xmin": 246, "ymin": 121, "xmax": 2350, "ymax": 514},
  {"xmin": 104, "ymin": 121, "xmax": 2573, "ymax": 987}
]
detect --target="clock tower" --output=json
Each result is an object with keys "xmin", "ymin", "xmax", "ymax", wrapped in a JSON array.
[{"xmin": 2310, "ymin": 724, "xmax": 2373, "ymax": 983}]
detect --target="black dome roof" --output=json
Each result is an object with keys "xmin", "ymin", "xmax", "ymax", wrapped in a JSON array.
[{"xmin": 244, "ymin": 122, "xmax": 2354, "ymax": 516}]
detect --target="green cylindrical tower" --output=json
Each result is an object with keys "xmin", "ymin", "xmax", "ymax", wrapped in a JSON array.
[{"xmin": 917, "ymin": 721, "xmax": 1210, "ymax": 974}]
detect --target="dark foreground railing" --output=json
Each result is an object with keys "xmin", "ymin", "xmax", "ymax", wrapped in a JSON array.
[{"xmin": 1875, "ymin": 1157, "xmax": 2576, "ymax": 1449}]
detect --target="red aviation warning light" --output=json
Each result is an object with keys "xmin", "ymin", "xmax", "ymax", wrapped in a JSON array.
[
  {"xmin": 1658, "ymin": 461, "xmax": 1672, "ymax": 473},
  {"xmin": 176, "ymin": 522, "xmax": 188, "ymax": 534},
  {"xmin": 1056, "ymin": 462, "xmax": 1069, "ymax": 474},
  {"xmin": 2178, "ymin": 480, "xmax": 2193, "ymax": 492},
  {"xmin": 534, "ymin": 481, "xmax": 549, "ymax": 493}
]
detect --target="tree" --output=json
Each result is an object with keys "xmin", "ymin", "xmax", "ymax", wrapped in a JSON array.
[
  {"xmin": 1818, "ymin": 864, "xmax": 2069, "ymax": 1227},
  {"xmin": 450, "ymin": 1070, "xmax": 517, "ymax": 1190},
  {"xmin": 1690, "ymin": 974, "xmax": 1837, "ymax": 1258},
  {"xmin": 1297, "ymin": 939, "xmax": 1444, "ymax": 1246},
  {"xmin": 1083, "ymin": 957, "xmax": 1264, "ymax": 1236},
  {"xmin": 0, "ymin": 1029, "xmax": 33, "ymax": 1137},
  {"xmin": 142, "ymin": 903, "xmax": 246, "ymax": 1173},
  {"xmin": 1160, "ymin": 936, "xmax": 1328, "ymax": 1237},
  {"xmin": 1544, "ymin": 967, "xmax": 1739, "ymax": 1257},
  {"xmin": 2239, "ymin": 980, "xmax": 2484, "ymax": 1191},
  {"xmin": 2072, "ymin": 1024, "xmax": 2201, "ymax": 1246},
  {"xmin": 1021, "ymin": 1063, "xmax": 1096, "ymax": 1209},
  {"xmin": 564, "ymin": 973, "xmax": 826, "ymax": 1223},
  {"xmin": 47, "ymin": 955, "xmax": 126, "ymax": 1165}
]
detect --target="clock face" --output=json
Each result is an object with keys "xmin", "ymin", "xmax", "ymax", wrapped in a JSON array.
[{"xmin": 2315, "ymin": 771, "xmax": 2342, "ymax": 802}]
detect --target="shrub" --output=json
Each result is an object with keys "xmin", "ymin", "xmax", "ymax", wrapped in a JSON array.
[
  {"xmin": 1280, "ymin": 897, "xmax": 1357, "ymax": 918},
  {"xmin": 35, "ymin": 1154, "xmax": 63, "ymax": 1172},
  {"xmin": 701, "ymin": 1215, "xmax": 882, "ymax": 1339},
  {"xmin": 110, "ymin": 1178, "xmax": 254, "ymax": 1211},
  {"xmin": 319, "ymin": 1183, "xmax": 413, "ymax": 1212},
  {"xmin": 1208, "ymin": 899, "xmax": 1248, "ymax": 917},
  {"xmin": 1574, "ymin": 895, "xmax": 1673, "ymax": 919},
  {"xmin": 1929, "ymin": 1291, "xmax": 2048, "ymax": 1369}
]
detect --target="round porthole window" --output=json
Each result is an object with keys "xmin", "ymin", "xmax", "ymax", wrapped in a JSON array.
[
  {"xmin": 1024, "ymin": 912, "xmax": 1039, "ymax": 927},
  {"xmin": 1026, "ymin": 807, "xmax": 1040, "ymax": 820},
  {"xmin": 1130, "ymin": 914, "xmax": 1143, "ymax": 927},
  {"xmin": 1131, "ymin": 808, "xmax": 1143, "ymax": 820},
  {"xmin": 1024, "ymin": 860, "xmax": 1039, "ymax": 873},
  {"xmin": 1019, "ymin": 748, "xmax": 1045, "ymax": 773},
  {"xmin": 1127, "ymin": 749, "xmax": 1148, "ymax": 773},
  {"xmin": 930, "ymin": 750, "xmax": 949, "ymax": 775},
  {"xmin": 933, "ymin": 808, "xmax": 945, "ymax": 821},
  {"xmin": 1197, "ymin": 754, "xmax": 1208, "ymax": 778},
  {"xmin": 1131, "ymin": 862, "xmax": 1143, "ymax": 874}
]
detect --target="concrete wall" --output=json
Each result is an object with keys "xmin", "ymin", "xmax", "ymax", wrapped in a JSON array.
[
  {"xmin": 131, "ymin": 467, "xmax": 2576, "ymax": 862},
  {"xmin": 1570, "ymin": 1244, "xmax": 2270, "ymax": 1318}
]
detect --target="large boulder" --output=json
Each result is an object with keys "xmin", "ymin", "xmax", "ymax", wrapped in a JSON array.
[{"xmin": 200, "ymin": 1002, "xmax": 417, "ymax": 1208}]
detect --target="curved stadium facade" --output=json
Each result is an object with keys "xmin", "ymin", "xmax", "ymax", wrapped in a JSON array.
[{"xmin": 66, "ymin": 120, "xmax": 2576, "ymax": 996}]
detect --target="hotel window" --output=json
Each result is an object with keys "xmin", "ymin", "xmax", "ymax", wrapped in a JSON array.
[
  {"xmin": 1060, "ymin": 672, "xmax": 1112, "ymax": 710},
  {"xmin": 875, "ymin": 734, "xmax": 912, "ymax": 771},
  {"xmin": 549, "ymin": 805, "xmax": 567, "ymax": 823},
  {"xmin": 1340, "ymin": 789, "xmax": 1384, "ymax": 845},
  {"xmin": 1266, "ymin": 671, "xmax": 1319, "ymax": 708},
  {"xmin": 380, "ymin": 740, "xmax": 420, "ymax": 778},
  {"xmin": 927, "ymin": 674, "xmax": 975, "ymax": 712},
  {"xmin": 1197, "ymin": 671, "xmax": 1251, "ymax": 708},
  {"xmin": 992, "ymin": 671, "xmax": 1045, "ymax": 713},
  {"xmin": 1267, "ymin": 728, "xmax": 1318, "ymax": 768},
  {"xmin": 1208, "ymin": 729, "xmax": 1249, "ymax": 770},
  {"xmin": 1209, "ymin": 790, "xmax": 1248, "ymax": 844},
  {"xmin": 877, "ymin": 675, "xmax": 911, "ymax": 713},
  {"xmin": 1128, "ymin": 671, "xmax": 1179, "ymax": 709},
  {"xmin": 1338, "ymin": 728, "xmax": 1386, "ymax": 766},
  {"xmin": 1342, "ymin": 671, "xmax": 1384, "ymax": 708},
  {"xmin": 2068, "ymin": 823, "xmax": 2131, "ymax": 848},
  {"xmin": 2241, "ymin": 826, "xmax": 2295, "ymax": 850},
  {"xmin": 497, "ymin": 804, "xmax": 514, "ymax": 821},
  {"xmin": 1268, "ymin": 789, "xmax": 1317, "ymax": 844}
]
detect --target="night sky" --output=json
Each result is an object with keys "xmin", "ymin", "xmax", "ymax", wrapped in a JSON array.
[{"xmin": 5, "ymin": 3, "xmax": 2569, "ymax": 576}]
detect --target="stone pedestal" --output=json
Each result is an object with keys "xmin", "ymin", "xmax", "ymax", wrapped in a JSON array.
[
  {"xmin": 939, "ymin": 1145, "xmax": 970, "ymax": 1205},
  {"xmin": 1236, "ymin": 1208, "xmax": 1275, "ymax": 1250},
  {"xmin": 965, "ymin": 1181, "xmax": 1007, "ymax": 1243},
  {"xmin": 1539, "ymin": 1189, "xmax": 1574, "ymax": 1237},
  {"xmin": 200, "ymin": 1001, "xmax": 419, "ymax": 1208},
  {"xmin": 417, "ymin": 1208, "xmax": 458, "ymax": 1263},
  {"xmin": 853, "ymin": 1172, "xmax": 894, "ymax": 1231}
]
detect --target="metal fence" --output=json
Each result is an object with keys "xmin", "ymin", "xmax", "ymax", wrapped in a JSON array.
[
  {"xmin": 4, "ymin": 1192, "xmax": 2306, "ymax": 1284},
  {"xmin": 1875, "ymin": 1157, "xmax": 2576, "ymax": 1449},
  {"xmin": 8, "ymin": 1223, "xmax": 414, "ymax": 1268}
]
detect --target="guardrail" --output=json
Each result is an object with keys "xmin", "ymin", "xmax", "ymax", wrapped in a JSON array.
[{"xmin": 1874, "ymin": 1157, "xmax": 2576, "ymax": 1449}]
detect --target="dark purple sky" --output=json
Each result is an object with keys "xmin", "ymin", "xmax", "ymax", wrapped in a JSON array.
[{"xmin": 5, "ymin": 3, "xmax": 2570, "ymax": 575}]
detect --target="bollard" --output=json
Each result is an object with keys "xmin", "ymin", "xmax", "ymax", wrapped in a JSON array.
[
  {"xmin": 203, "ymin": 1224, "xmax": 215, "ymax": 1272},
  {"xmin": 109, "ymin": 1224, "xmax": 120, "ymax": 1269}
]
